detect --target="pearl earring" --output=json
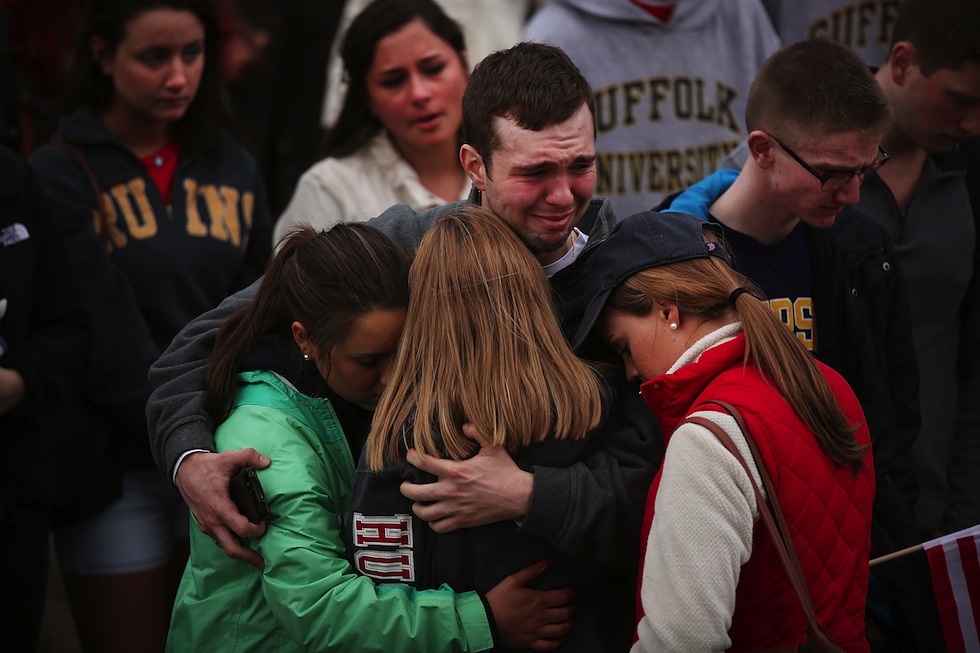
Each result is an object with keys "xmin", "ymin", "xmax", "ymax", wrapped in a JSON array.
[
  {"xmin": 669, "ymin": 322, "xmax": 678, "ymax": 330},
  {"xmin": 302, "ymin": 353, "xmax": 311, "ymax": 361}
]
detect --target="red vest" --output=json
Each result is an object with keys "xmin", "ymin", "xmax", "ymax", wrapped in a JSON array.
[{"xmin": 637, "ymin": 334, "xmax": 874, "ymax": 652}]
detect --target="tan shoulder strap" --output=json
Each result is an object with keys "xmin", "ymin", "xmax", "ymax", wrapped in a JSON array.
[
  {"xmin": 50, "ymin": 140, "xmax": 112, "ymax": 250},
  {"xmin": 686, "ymin": 400, "xmax": 842, "ymax": 652}
]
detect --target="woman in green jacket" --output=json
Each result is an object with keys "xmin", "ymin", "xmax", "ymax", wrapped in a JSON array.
[{"xmin": 167, "ymin": 224, "xmax": 572, "ymax": 652}]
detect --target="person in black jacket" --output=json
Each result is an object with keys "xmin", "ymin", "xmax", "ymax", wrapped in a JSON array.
[{"xmin": 0, "ymin": 144, "xmax": 91, "ymax": 653}]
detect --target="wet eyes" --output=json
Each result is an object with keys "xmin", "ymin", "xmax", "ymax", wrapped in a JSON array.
[
  {"xmin": 183, "ymin": 43, "xmax": 203, "ymax": 62},
  {"xmin": 378, "ymin": 62, "xmax": 447, "ymax": 89},
  {"xmin": 949, "ymin": 91, "xmax": 979, "ymax": 108},
  {"xmin": 815, "ymin": 171, "xmax": 856, "ymax": 185},
  {"xmin": 607, "ymin": 338, "xmax": 628, "ymax": 358},
  {"xmin": 519, "ymin": 162, "xmax": 592, "ymax": 178},
  {"xmin": 422, "ymin": 62, "xmax": 446, "ymax": 76}
]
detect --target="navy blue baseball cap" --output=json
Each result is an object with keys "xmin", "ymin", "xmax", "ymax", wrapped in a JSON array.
[{"xmin": 571, "ymin": 211, "xmax": 732, "ymax": 350}]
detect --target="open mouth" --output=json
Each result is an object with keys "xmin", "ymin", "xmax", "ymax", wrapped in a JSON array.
[{"xmin": 414, "ymin": 113, "xmax": 443, "ymax": 130}]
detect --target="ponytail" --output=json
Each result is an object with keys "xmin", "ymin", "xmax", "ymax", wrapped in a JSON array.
[
  {"xmin": 611, "ymin": 256, "xmax": 867, "ymax": 470},
  {"xmin": 730, "ymin": 286, "xmax": 866, "ymax": 469}
]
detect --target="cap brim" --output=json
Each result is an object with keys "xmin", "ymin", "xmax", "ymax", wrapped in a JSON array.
[{"xmin": 571, "ymin": 285, "xmax": 613, "ymax": 352}]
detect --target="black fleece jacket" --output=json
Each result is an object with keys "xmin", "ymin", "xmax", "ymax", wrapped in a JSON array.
[{"xmin": 0, "ymin": 145, "xmax": 90, "ymax": 514}]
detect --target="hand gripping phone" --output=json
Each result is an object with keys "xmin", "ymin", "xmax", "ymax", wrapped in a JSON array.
[{"xmin": 230, "ymin": 466, "xmax": 270, "ymax": 524}]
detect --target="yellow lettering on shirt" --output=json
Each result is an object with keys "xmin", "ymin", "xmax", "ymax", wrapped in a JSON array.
[
  {"xmin": 110, "ymin": 178, "xmax": 157, "ymax": 240},
  {"xmin": 765, "ymin": 297, "xmax": 815, "ymax": 351},
  {"xmin": 92, "ymin": 201, "xmax": 128, "ymax": 251},
  {"xmin": 595, "ymin": 141, "xmax": 739, "ymax": 198},
  {"xmin": 594, "ymin": 76, "xmax": 742, "ymax": 135},
  {"xmin": 200, "ymin": 185, "xmax": 242, "ymax": 247},
  {"xmin": 807, "ymin": 0, "xmax": 900, "ymax": 50},
  {"xmin": 94, "ymin": 175, "xmax": 253, "ymax": 252},
  {"xmin": 183, "ymin": 178, "xmax": 208, "ymax": 236}
]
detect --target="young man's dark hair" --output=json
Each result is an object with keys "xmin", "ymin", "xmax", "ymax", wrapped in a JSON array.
[
  {"xmin": 461, "ymin": 42, "xmax": 595, "ymax": 172},
  {"xmin": 891, "ymin": 0, "xmax": 980, "ymax": 75},
  {"xmin": 745, "ymin": 38, "xmax": 892, "ymax": 139}
]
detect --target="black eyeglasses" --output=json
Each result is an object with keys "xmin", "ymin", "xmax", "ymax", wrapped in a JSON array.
[{"xmin": 770, "ymin": 136, "xmax": 890, "ymax": 192}]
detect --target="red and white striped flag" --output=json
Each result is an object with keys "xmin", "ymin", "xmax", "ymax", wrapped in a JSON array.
[{"xmin": 924, "ymin": 524, "xmax": 980, "ymax": 653}]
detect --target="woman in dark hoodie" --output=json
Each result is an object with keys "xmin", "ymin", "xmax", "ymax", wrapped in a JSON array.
[{"xmin": 28, "ymin": 1, "xmax": 271, "ymax": 650}]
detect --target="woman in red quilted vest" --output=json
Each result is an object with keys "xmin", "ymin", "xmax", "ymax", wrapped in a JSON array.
[{"xmin": 572, "ymin": 210, "xmax": 875, "ymax": 652}]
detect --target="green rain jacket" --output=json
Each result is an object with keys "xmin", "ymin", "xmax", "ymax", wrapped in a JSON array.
[{"xmin": 167, "ymin": 370, "xmax": 494, "ymax": 652}]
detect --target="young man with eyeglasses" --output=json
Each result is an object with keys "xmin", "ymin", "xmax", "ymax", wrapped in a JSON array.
[{"xmin": 658, "ymin": 37, "xmax": 929, "ymax": 651}]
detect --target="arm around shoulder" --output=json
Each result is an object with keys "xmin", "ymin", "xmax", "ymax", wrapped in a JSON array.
[{"xmin": 146, "ymin": 278, "xmax": 260, "ymax": 478}]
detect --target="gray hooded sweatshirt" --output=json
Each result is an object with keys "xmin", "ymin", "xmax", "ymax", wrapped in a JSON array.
[{"xmin": 525, "ymin": 0, "xmax": 780, "ymax": 216}]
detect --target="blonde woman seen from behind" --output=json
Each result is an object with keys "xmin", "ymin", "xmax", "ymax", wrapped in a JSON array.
[{"xmin": 348, "ymin": 206, "xmax": 642, "ymax": 650}]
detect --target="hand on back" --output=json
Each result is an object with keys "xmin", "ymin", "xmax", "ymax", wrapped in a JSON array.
[
  {"xmin": 486, "ymin": 560, "xmax": 576, "ymax": 651},
  {"xmin": 400, "ymin": 423, "xmax": 533, "ymax": 531}
]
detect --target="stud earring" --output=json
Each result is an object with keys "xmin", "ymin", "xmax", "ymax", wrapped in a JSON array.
[
  {"xmin": 302, "ymin": 353, "xmax": 311, "ymax": 361},
  {"xmin": 669, "ymin": 322, "xmax": 678, "ymax": 330}
]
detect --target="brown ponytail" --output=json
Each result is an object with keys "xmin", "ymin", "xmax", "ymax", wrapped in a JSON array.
[{"xmin": 609, "ymin": 256, "xmax": 866, "ymax": 470}]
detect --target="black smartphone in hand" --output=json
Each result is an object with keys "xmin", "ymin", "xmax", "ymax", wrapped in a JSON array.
[{"xmin": 230, "ymin": 466, "xmax": 270, "ymax": 524}]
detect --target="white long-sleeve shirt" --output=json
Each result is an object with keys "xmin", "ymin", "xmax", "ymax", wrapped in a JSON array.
[
  {"xmin": 633, "ymin": 324, "xmax": 766, "ymax": 653},
  {"xmin": 272, "ymin": 132, "xmax": 469, "ymax": 249}
]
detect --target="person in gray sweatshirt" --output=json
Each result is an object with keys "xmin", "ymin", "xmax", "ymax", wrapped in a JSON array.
[{"xmin": 524, "ymin": 0, "xmax": 780, "ymax": 216}]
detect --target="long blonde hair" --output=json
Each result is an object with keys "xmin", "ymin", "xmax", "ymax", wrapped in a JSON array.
[
  {"xmin": 609, "ymin": 255, "xmax": 867, "ymax": 470},
  {"xmin": 366, "ymin": 205, "xmax": 605, "ymax": 469}
]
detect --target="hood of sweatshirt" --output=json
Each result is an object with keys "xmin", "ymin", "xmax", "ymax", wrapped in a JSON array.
[{"xmin": 547, "ymin": 0, "xmax": 722, "ymax": 30}]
